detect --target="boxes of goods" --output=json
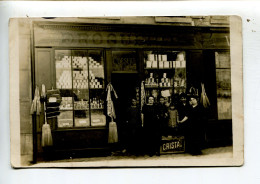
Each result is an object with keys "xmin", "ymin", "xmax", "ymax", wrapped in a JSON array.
[
  {"xmin": 162, "ymin": 54, "xmax": 167, "ymax": 61},
  {"xmin": 147, "ymin": 54, "xmax": 155, "ymax": 61},
  {"xmin": 175, "ymin": 61, "xmax": 181, "ymax": 68},
  {"xmin": 75, "ymin": 118, "xmax": 90, "ymax": 127},
  {"xmin": 60, "ymin": 97, "xmax": 73, "ymax": 110},
  {"xmin": 152, "ymin": 61, "xmax": 158, "ymax": 68},
  {"xmin": 163, "ymin": 61, "xmax": 170, "ymax": 68},
  {"xmin": 91, "ymin": 115, "xmax": 106, "ymax": 126},
  {"xmin": 159, "ymin": 61, "xmax": 164, "ymax": 68},
  {"xmin": 57, "ymin": 111, "xmax": 73, "ymax": 128},
  {"xmin": 146, "ymin": 60, "xmax": 152, "ymax": 68}
]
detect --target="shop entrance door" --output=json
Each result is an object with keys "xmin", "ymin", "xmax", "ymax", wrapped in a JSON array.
[{"xmin": 111, "ymin": 73, "xmax": 140, "ymax": 145}]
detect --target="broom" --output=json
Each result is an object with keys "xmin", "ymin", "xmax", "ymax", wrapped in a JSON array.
[
  {"xmin": 108, "ymin": 117, "xmax": 118, "ymax": 144},
  {"xmin": 42, "ymin": 101, "xmax": 53, "ymax": 147}
]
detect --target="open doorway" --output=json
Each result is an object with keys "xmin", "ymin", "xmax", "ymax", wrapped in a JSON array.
[{"xmin": 111, "ymin": 73, "xmax": 140, "ymax": 147}]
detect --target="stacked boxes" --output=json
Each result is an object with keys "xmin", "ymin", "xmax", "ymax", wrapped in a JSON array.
[
  {"xmin": 56, "ymin": 70, "xmax": 72, "ymax": 89},
  {"xmin": 57, "ymin": 111, "xmax": 73, "ymax": 128},
  {"xmin": 72, "ymin": 56, "xmax": 88, "ymax": 69},
  {"xmin": 88, "ymin": 57, "xmax": 103, "ymax": 69},
  {"xmin": 159, "ymin": 73, "xmax": 171, "ymax": 87},
  {"xmin": 56, "ymin": 56, "xmax": 71, "ymax": 69},
  {"xmin": 145, "ymin": 73, "xmax": 158, "ymax": 87},
  {"xmin": 56, "ymin": 55, "xmax": 103, "ymax": 89},
  {"xmin": 89, "ymin": 71, "xmax": 103, "ymax": 89},
  {"xmin": 145, "ymin": 53, "xmax": 186, "ymax": 69},
  {"xmin": 73, "ymin": 71, "xmax": 88, "ymax": 89}
]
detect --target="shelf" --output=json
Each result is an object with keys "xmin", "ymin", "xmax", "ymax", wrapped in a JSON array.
[
  {"xmin": 90, "ymin": 108, "xmax": 104, "ymax": 110},
  {"xmin": 56, "ymin": 67, "xmax": 71, "ymax": 70},
  {"xmin": 145, "ymin": 86, "xmax": 159, "ymax": 89},
  {"xmin": 90, "ymin": 88, "xmax": 104, "ymax": 90},
  {"xmin": 174, "ymin": 86, "xmax": 186, "ymax": 88},
  {"xmin": 60, "ymin": 109, "xmax": 73, "ymax": 111},
  {"xmin": 53, "ymin": 126, "xmax": 107, "ymax": 132},
  {"xmin": 144, "ymin": 68, "xmax": 174, "ymax": 70},
  {"xmin": 144, "ymin": 67, "xmax": 185, "ymax": 70},
  {"xmin": 145, "ymin": 86, "xmax": 174, "ymax": 89},
  {"xmin": 74, "ymin": 108, "xmax": 104, "ymax": 111},
  {"xmin": 112, "ymin": 71, "xmax": 138, "ymax": 74}
]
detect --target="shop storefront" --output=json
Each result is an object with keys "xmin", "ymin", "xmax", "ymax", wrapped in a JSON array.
[{"xmin": 26, "ymin": 17, "xmax": 232, "ymax": 162}]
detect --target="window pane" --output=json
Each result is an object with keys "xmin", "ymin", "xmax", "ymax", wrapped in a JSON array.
[
  {"xmin": 215, "ymin": 52, "xmax": 232, "ymax": 119},
  {"xmin": 112, "ymin": 50, "xmax": 137, "ymax": 71},
  {"xmin": 55, "ymin": 50, "xmax": 74, "ymax": 128}
]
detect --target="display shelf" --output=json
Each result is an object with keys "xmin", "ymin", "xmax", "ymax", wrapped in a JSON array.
[
  {"xmin": 90, "ymin": 108, "xmax": 104, "ymax": 110},
  {"xmin": 60, "ymin": 109, "xmax": 73, "ymax": 111},
  {"xmin": 144, "ymin": 68, "xmax": 174, "ymax": 70},
  {"xmin": 145, "ymin": 86, "xmax": 159, "ymax": 89},
  {"xmin": 90, "ymin": 88, "xmax": 104, "ymax": 90}
]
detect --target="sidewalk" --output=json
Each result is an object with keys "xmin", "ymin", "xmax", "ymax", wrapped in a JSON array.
[{"xmin": 33, "ymin": 146, "xmax": 233, "ymax": 167}]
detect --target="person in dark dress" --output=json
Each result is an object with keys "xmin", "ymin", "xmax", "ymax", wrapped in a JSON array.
[
  {"xmin": 141, "ymin": 96, "xmax": 160, "ymax": 156},
  {"xmin": 125, "ymin": 98, "xmax": 142, "ymax": 154},
  {"xmin": 177, "ymin": 93, "xmax": 189, "ymax": 135},
  {"xmin": 184, "ymin": 95, "xmax": 205, "ymax": 155},
  {"xmin": 157, "ymin": 96, "xmax": 169, "ymax": 137}
]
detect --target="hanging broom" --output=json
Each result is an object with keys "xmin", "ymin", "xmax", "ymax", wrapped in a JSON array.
[
  {"xmin": 42, "ymin": 101, "xmax": 53, "ymax": 147},
  {"xmin": 200, "ymin": 83, "xmax": 210, "ymax": 108},
  {"xmin": 107, "ymin": 83, "xmax": 118, "ymax": 144},
  {"xmin": 108, "ymin": 117, "xmax": 118, "ymax": 144}
]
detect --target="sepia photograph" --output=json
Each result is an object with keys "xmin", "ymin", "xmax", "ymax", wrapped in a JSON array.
[{"xmin": 9, "ymin": 15, "xmax": 243, "ymax": 168}]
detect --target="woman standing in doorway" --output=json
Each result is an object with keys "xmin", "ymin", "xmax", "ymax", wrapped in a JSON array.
[
  {"xmin": 185, "ymin": 95, "xmax": 205, "ymax": 155},
  {"xmin": 141, "ymin": 96, "xmax": 160, "ymax": 156}
]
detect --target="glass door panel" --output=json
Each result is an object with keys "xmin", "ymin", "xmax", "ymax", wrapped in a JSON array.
[
  {"xmin": 88, "ymin": 50, "xmax": 106, "ymax": 126},
  {"xmin": 55, "ymin": 50, "xmax": 73, "ymax": 128},
  {"xmin": 72, "ymin": 50, "xmax": 90, "ymax": 127}
]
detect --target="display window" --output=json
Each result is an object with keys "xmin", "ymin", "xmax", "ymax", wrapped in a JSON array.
[
  {"xmin": 54, "ymin": 49, "xmax": 106, "ymax": 129},
  {"xmin": 143, "ymin": 50, "xmax": 186, "ymax": 104},
  {"xmin": 215, "ymin": 51, "xmax": 232, "ymax": 119}
]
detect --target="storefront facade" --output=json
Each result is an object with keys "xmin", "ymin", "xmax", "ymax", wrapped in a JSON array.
[{"xmin": 16, "ymin": 17, "xmax": 232, "ymax": 164}]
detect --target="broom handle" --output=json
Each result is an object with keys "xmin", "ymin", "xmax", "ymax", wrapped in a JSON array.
[{"xmin": 44, "ymin": 101, "xmax": 47, "ymax": 125}]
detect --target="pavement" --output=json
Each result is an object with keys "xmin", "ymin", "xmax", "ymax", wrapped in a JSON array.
[{"xmin": 32, "ymin": 146, "xmax": 233, "ymax": 167}]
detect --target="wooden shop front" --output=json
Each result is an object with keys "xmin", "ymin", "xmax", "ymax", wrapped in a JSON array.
[{"xmin": 32, "ymin": 21, "xmax": 231, "ymax": 161}]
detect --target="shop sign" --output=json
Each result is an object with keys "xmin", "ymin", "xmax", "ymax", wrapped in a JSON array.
[{"xmin": 160, "ymin": 136, "xmax": 185, "ymax": 154}]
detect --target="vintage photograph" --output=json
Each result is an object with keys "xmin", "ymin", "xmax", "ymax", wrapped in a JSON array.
[{"xmin": 9, "ymin": 16, "xmax": 243, "ymax": 167}]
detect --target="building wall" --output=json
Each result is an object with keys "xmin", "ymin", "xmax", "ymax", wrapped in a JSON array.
[{"xmin": 18, "ymin": 19, "xmax": 33, "ymax": 165}]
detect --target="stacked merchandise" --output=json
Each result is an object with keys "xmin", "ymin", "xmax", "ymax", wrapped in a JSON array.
[
  {"xmin": 73, "ymin": 71, "xmax": 88, "ymax": 89},
  {"xmin": 74, "ymin": 99, "xmax": 89, "ymax": 110},
  {"xmin": 88, "ymin": 57, "xmax": 103, "ymax": 69},
  {"xmin": 89, "ymin": 70, "xmax": 103, "ymax": 89},
  {"xmin": 56, "ymin": 56, "xmax": 71, "ymax": 69},
  {"xmin": 57, "ymin": 70, "xmax": 72, "ymax": 89},
  {"xmin": 159, "ymin": 73, "xmax": 172, "ymax": 87},
  {"xmin": 145, "ymin": 54, "xmax": 158, "ymax": 68},
  {"xmin": 90, "ymin": 98, "xmax": 104, "ymax": 109},
  {"xmin": 72, "ymin": 56, "xmax": 88, "ymax": 69},
  {"xmin": 59, "ymin": 97, "xmax": 73, "ymax": 110},
  {"xmin": 145, "ymin": 73, "xmax": 158, "ymax": 87},
  {"xmin": 144, "ymin": 53, "xmax": 186, "ymax": 69}
]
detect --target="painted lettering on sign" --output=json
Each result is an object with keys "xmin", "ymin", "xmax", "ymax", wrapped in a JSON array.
[{"xmin": 162, "ymin": 140, "xmax": 183, "ymax": 151}]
